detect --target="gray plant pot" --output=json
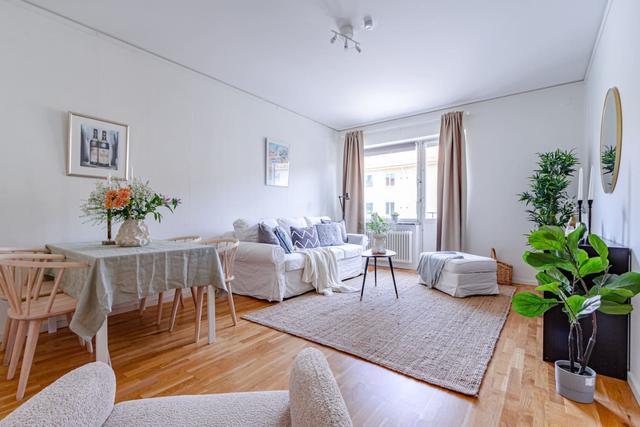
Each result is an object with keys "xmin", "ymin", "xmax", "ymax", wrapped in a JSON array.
[{"xmin": 555, "ymin": 360, "xmax": 596, "ymax": 403}]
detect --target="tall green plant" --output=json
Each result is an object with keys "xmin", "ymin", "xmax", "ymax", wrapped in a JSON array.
[
  {"xmin": 518, "ymin": 149, "xmax": 578, "ymax": 228},
  {"xmin": 512, "ymin": 224, "xmax": 640, "ymax": 374},
  {"xmin": 367, "ymin": 212, "xmax": 391, "ymax": 234}
]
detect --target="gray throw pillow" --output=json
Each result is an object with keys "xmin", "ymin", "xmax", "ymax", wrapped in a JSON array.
[
  {"xmin": 290, "ymin": 226, "xmax": 320, "ymax": 249},
  {"xmin": 258, "ymin": 223, "xmax": 279, "ymax": 245},
  {"xmin": 321, "ymin": 219, "xmax": 348, "ymax": 243},
  {"xmin": 315, "ymin": 223, "xmax": 344, "ymax": 246}
]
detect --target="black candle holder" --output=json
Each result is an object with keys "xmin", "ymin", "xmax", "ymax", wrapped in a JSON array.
[
  {"xmin": 577, "ymin": 199, "xmax": 583, "ymax": 225},
  {"xmin": 587, "ymin": 199, "xmax": 593, "ymax": 236}
]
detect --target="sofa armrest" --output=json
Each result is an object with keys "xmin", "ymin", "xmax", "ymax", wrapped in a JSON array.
[
  {"xmin": 236, "ymin": 241, "xmax": 286, "ymax": 265},
  {"xmin": 347, "ymin": 233, "xmax": 368, "ymax": 248},
  {"xmin": 0, "ymin": 362, "xmax": 115, "ymax": 427}
]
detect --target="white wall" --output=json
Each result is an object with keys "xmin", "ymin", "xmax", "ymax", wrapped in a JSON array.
[
  {"xmin": 0, "ymin": 0, "xmax": 339, "ymax": 246},
  {"xmin": 349, "ymin": 83, "xmax": 585, "ymax": 283},
  {"xmin": 584, "ymin": 0, "xmax": 640, "ymax": 398}
]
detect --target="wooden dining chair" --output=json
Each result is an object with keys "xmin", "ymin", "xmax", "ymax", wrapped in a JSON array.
[
  {"xmin": 0, "ymin": 248, "xmax": 60, "ymax": 365},
  {"xmin": 169, "ymin": 238, "xmax": 239, "ymax": 343},
  {"xmin": 0, "ymin": 254, "xmax": 87, "ymax": 400},
  {"xmin": 138, "ymin": 235, "xmax": 202, "ymax": 325}
]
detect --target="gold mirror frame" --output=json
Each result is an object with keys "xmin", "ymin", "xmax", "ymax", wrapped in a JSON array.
[{"xmin": 599, "ymin": 87, "xmax": 623, "ymax": 193}]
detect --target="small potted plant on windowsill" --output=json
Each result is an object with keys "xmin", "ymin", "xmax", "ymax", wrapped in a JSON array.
[
  {"xmin": 390, "ymin": 212, "xmax": 400, "ymax": 224},
  {"xmin": 367, "ymin": 212, "xmax": 391, "ymax": 254},
  {"xmin": 512, "ymin": 224, "xmax": 640, "ymax": 403}
]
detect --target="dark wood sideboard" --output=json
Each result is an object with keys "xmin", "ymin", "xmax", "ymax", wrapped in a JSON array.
[{"xmin": 543, "ymin": 240, "xmax": 631, "ymax": 380}]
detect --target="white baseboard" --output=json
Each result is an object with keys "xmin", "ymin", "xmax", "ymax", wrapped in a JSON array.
[
  {"xmin": 628, "ymin": 370, "xmax": 640, "ymax": 405},
  {"xmin": 513, "ymin": 276, "xmax": 537, "ymax": 286}
]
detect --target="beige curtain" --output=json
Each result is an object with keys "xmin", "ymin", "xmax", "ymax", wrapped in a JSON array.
[
  {"xmin": 342, "ymin": 130, "xmax": 365, "ymax": 234},
  {"xmin": 436, "ymin": 111, "xmax": 466, "ymax": 251}
]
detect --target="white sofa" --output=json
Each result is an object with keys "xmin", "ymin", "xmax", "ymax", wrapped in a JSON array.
[
  {"xmin": 0, "ymin": 348, "xmax": 352, "ymax": 427},
  {"xmin": 232, "ymin": 216, "xmax": 368, "ymax": 301}
]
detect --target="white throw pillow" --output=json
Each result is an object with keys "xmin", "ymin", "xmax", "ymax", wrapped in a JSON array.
[
  {"xmin": 233, "ymin": 218, "xmax": 277, "ymax": 242},
  {"xmin": 277, "ymin": 217, "xmax": 307, "ymax": 238},
  {"xmin": 304, "ymin": 216, "xmax": 332, "ymax": 226}
]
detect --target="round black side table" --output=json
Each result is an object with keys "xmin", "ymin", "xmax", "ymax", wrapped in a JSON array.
[{"xmin": 360, "ymin": 249, "xmax": 399, "ymax": 301}]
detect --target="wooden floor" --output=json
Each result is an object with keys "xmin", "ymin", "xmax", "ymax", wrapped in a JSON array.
[{"xmin": 0, "ymin": 271, "xmax": 638, "ymax": 426}]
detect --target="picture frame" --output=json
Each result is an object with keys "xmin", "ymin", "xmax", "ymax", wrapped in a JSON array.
[
  {"xmin": 265, "ymin": 139, "xmax": 290, "ymax": 187},
  {"xmin": 67, "ymin": 112, "xmax": 130, "ymax": 180}
]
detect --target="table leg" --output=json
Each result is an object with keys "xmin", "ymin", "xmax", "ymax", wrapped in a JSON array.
[
  {"xmin": 207, "ymin": 285, "xmax": 216, "ymax": 344},
  {"xmin": 389, "ymin": 257, "xmax": 399, "ymax": 299},
  {"xmin": 360, "ymin": 258, "xmax": 370, "ymax": 301},
  {"xmin": 374, "ymin": 257, "xmax": 377, "ymax": 287},
  {"xmin": 96, "ymin": 320, "xmax": 111, "ymax": 365}
]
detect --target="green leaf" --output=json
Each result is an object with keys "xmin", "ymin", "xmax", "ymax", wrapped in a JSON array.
[
  {"xmin": 565, "ymin": 295, "xmax": 586, "ymax": 321},
  {"xmin": 528, "ymin": 226, "xmax": 566, "ymax": 252},
  {"xmin": 577, "ymin": 296, "xmax": 601, "ymax": 318},
  {"xmin": 598, "ymin": 287, "xmax": 634, "ymax": 304},
  {"xmin": 523, "ymin": 252, "xmax": 575, "ymax": 273},
  {"xmin": 535, "ymin": 282, "xmax": 562, "ymax": 296},
  {"xmin": 546, "ymin": 267, "xmax": 570, "ymax": 286},
  {"xmin": 512, "ymin": 292, "xmax": 559, "ymax": 317},
  {"xmin": 606, "ymin": 272, "xmax": 640, "ymax": 295},
  {"xmin": 576, "ymin": 249, "xmax": 589, "ymax": 267},
  {"xmin": 578, "ymin": 257, "xmax": 608, "ymax": 277},
  {"xmin": 567, "ymin": 224, "xmax": 586, "ymax": 252},
  {"xmin": 598, "ymin": 300, "xmax": 633, "ymax": 315},
  {"xmin": 588, "ymin": 234, "xmax": 609, "ymax": 262}
]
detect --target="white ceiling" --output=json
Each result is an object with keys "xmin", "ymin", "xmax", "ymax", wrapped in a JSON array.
[{"xmin": 26, "ymin": 0, "xmax": 607, "ymax": 130}]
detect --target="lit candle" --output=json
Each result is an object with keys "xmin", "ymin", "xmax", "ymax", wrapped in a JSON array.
[
  {"xmin": 577, "ymin": 167, "xmax": 583, "ymax": 201},
  {"xmin": 588, "ymin": 166, "xmax": 594, "ymax": 200}
]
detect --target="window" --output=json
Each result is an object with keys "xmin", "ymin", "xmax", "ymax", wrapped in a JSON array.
[
  {"xmin": 424, "ymin": 144, "xmax": 439, "ymax": 220},
  {"xmin": 366, "ymin": 174, "xmax": 373, "ymax": 187},
  {"xmin": 366, "ymin": 203, "xmax": 373, "ymax": 215},
  {"xmin": 385, "ymin": 202, "xmax": 395, "ymax": 216},
  {"xmin": 364, "ymin": 144, "xmax": 417, "ymax": 221},
  {"xmin": 385, "ymin": 173, "xmax": 396, "ymax": 186}
]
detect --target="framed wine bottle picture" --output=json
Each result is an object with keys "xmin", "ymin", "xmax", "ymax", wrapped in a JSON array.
[{"xmin": 67, "ymin": 112, "xmax": 130, "ymax": 180}]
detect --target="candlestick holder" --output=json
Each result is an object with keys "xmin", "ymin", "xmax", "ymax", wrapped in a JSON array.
[
  {"xmin": 587, "ymin": 199, "xmax": 593, "ymax": 237},
  {"xmin": 577, "ymin": 199, "xmax": 583, "ymax": 225}
]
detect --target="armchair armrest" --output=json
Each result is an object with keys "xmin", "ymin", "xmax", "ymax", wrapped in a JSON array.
[
  {"xmin": 236, "ymin": 241, "xmax": 286, "ymax": 265},
  {"xmin": 0, "ymin": 362, "xmax": 115, "ymax": 427},
  {"xmin": 347, "ymin": 233, "xmax": 368, "ymax": 248}
]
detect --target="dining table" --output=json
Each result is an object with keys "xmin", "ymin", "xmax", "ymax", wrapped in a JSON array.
[{"xmin": 46, "ymin": 240, "xmax": 226, "ymax": 364}]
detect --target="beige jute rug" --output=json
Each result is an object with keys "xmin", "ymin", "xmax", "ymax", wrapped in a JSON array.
[{"xmin": 243, "ymin": 271, "xmax": 515, "ymax": 396}]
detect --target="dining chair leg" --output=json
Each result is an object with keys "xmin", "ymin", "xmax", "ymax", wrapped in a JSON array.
[
  {"xmin": 138, "ymin": 298, "xmax": 147, "ymax": 315},
  {"xmin": 16, "ymin": 320, "xmax": 41, "ymax": 400},
  {"xmin": 191, "ymin": 287, "xmax": 198, "ymax": 308},
  {"xmin": 226, "ymin": 282, "xmax": 237, "ymax": 326},
  {"xmin": 7, "ymin": 320, "xmax": 27, "ymax": 380},
  {"xmin": 1, "ymin": 317, "xmax": 12, "ymax": 352},
  {"xmin": 179, "ymin": 290, "xmax": 185, "ymax": 308},
  {"xmin": 194, "ymin": 287, "xmax": 205, "ymax": 343},
  {"xmin": 3, "ymin": 319, "xmax": 17, "ymax": 366},
  {"xmin": 85, "ymin": 338, "xmax": 94, "ymax": 354},
  {"xmin": 169, "ymin": 288, "xmax": 182, "ymax": 332},
  {"xmin": 156, "ymin": 292, "xmax": 164, "ymax": 325}
]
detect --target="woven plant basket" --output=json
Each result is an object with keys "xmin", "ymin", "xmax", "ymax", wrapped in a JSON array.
[{"xmin": 490, "ymin": 248, "xmax": 513, "ymax": 285}]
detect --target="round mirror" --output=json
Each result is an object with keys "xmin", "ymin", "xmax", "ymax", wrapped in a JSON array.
[{"xmin": 600, "ymin": 87, "xmax": 622, "ymax": 193}]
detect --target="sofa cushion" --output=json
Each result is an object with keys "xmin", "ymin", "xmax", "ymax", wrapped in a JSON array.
[
  {"xmin": 305, "ymin": 216, "xmax": 332, "ymax": 226},
  {"xmin": 284, "ymin": 247, "xmax": 345, "ymax": 272},
  {"xmin": 315, "ymin": 223, "xmax": 344, "ymax": 246},
  {"xmin": 104, "ymin": 391, "xmax": 291, "ymax": 427},
  {"xmin": 290, "ymin": 226, "xmax": 320, "ymax": 249},
  {"xmin": 233, "ymin": 218, "xmax": 277, "ymax": 242},
  {"xmin": 258, "ymin": 223, "xmax": 280, "ymax": 245},
  {"xmin": 336, "ymin": 243, "xmax": 363, "ymax": 259},
  {"xmin": 1, "ymin": 362, "xmax": 116, "ymax": 427},
  {"xmin": 439, "ymin": 252, "xmax": 497, "ymax": 274},
  {"xmin": 277, "ymin": 217, "xmax": 307, "ymax": 238},
  {"xmin": 289, "ymin": 348, "xmax": 352, "ymax": 427},
  {"xmin": 274, "ymin": 226, "xmax": 294, "ymax": 254}
]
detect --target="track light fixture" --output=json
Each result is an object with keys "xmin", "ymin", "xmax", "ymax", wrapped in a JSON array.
[{"xmin": 329, "ymin": 25, "xmax": 362, "ymax": 54}]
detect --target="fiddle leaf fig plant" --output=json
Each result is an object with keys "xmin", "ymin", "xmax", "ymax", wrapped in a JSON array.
[{"xmin": 512, "ymin": 224, "xmax": 640, "ymax": 374}]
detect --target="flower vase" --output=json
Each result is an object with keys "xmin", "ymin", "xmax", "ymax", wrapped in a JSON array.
[
  {"xmin": 115, "ymin": 219, "xmax": 151, "ymax": 247},
  {"xmin": 102, "ymin": 209, "xmax": 116, "ymax": 245},
  {"xmin": 371, "ymin": 233, "xmax": 387, "ymax": 254}
]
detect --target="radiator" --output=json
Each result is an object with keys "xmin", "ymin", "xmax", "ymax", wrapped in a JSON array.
[{"xmin": 365, "ymin": 230, "xmax": 413, "ymax": 263}]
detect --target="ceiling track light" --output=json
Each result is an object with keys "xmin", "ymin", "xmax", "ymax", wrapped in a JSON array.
[{"xmin": 329, "ymin": 29, "xmax": 362, "ymax": 54}]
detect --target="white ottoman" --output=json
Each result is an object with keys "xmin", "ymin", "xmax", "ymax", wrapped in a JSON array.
[{"xmin": 418, "ymin": 251, "xmax": 499, "ymax": 297}]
